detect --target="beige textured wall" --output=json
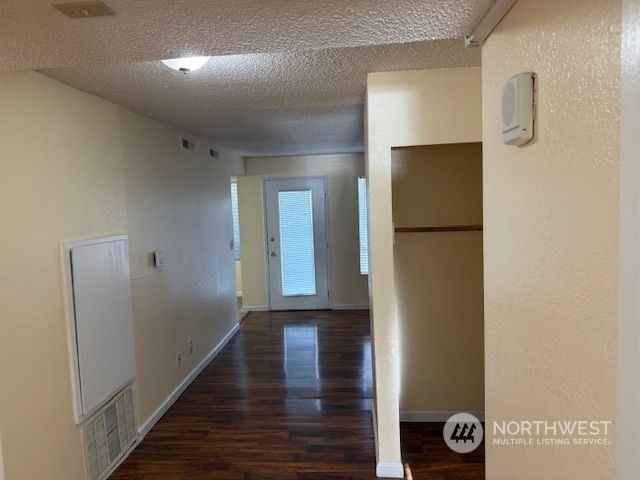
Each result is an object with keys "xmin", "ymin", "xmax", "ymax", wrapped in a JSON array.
[
  {"xmin": 0, "ymin": 71, "xmax": 239, "ymax": 479},
  {"xmin": 122, "ymin": 108, "xmax": 239, "ymax": 427},
  {"xmin": 366, "ymin": 67, "xmax": 482, "ymax": 474},
  {"xmin": 238, "ymin": 153, "xmax": 369, "ymax": 310},
  {"xmin": 482, "ymin": 1, "xmax": 620, "ymax": 478},
  {"xmin": 392, "ymin": 144, "xmax": 484, "ymax": 415}
]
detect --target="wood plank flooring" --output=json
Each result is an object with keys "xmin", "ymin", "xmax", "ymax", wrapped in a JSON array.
[
  {"xmin": 110, "ymin": 310, "xmax": 484, "ymax": 479},
  {"xmin": 401, "ymin": 423, "xmax": 485, "ymax": 480}
]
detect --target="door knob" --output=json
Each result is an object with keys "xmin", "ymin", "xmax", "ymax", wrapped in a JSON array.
[
  {"xmin": 270, "ymin": 237, "xmax": 275, "ymax": 242},
  {"xmin": 270, "ymin": 252, "xmax": 277, "ymax": 257}
]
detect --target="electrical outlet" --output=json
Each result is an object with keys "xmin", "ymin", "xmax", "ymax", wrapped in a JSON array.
[
  {"xmin": 188, "ymin": 339, "xmax": 193, "ymax": 354},
  {"xmin": 176, "ymin": 352, "xmax": 182, "ymax": 366}
]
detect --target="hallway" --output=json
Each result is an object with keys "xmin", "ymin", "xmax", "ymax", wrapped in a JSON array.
[
  {"xmin": 111, "ymin": 310, "xmax": 377, "ymax": 479},
  {"xmin": 111, "ymin": 311, "xmax": 484, "ymax": 479}
]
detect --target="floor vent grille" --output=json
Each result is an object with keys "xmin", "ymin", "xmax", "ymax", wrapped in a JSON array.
[{"xmin": 83, "ymin": 385, "xmax": 136, "ymax": 480}]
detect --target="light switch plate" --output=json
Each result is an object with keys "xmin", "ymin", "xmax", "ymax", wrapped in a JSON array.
[{"xmin": 153, "ymin": 250, "xmax": 165, "ymax": 268}]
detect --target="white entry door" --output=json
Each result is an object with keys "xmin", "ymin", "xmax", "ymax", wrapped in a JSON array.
[{"xmin": 265, "ymin": 177, "xmax": 330, "ymax": 310}]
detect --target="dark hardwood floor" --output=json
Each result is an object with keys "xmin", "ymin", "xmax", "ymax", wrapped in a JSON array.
[
  {"xmin": 110, "ymin": 310, "xmax": 484, "ymax": 479},
  {"xmin": 401, "ymin": 423, "xmax": 484, "ymax": 480}
]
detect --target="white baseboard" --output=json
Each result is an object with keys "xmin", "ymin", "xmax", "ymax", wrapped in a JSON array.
[
  {"xmin": 376, "ymin": 461, "xmax": 404, "ymax": 478},
  {"xmin": 400, "ymin": 410, "xmax": 485, "ymax": 422},
  {"xmin": 371, "ymin": 405, "xmax": 404, "ymax": 478},
  {"xmin": 0, "ymin": 434, "xmax": 4, "ymax": 480},
  {"xmin": 331, "ymin": 304, "xmax": 370, "ymax": 310},
  {"xmin": 137, "ymin": 322, "xmax": 241, "ymax": 439},
  {"xmin": 240, "ymin": 305, "xmax": 269, "ymax": 313},
  {"xmin": 371, "ymin": 404, "xmax": 378, "ymax": 459}
]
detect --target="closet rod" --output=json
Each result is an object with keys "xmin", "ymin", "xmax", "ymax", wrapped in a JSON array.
[{"xmin": 395, "ymin": 225, "xmax": 483, "ymax": 233}]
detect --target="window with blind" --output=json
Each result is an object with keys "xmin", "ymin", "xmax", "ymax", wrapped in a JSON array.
[
  {"xmin": 357, "ymin": 177, "xmax": 369, "ymax": 275},
  {"xmin": 230, "ymin": 181, "xmax": 241, "ymax": 261}
]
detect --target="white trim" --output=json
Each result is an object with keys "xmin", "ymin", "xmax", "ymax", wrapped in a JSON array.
[
  {"xmin": 240, "ymin": 305, "xmax": 269, "ymax": 313},
  {"xmin": 464, "ymin": 0, "xmax": 518, "ymax": 47},
  {"xmin": 375, "ymin": 462, "xmax": 404, "ymax": 478},
  {"xmin": 0, "ymin": 433, "xmax": 5, "ymax": 480},
  {"xmin": 331, "ymin": 304, "xmax": 370, "ymax": 311},
  {"xmin": 617, "ymin": 1, "xmax": 640, "ymax": 477},
  {"xmin": 321, "ymin": 176, "xmax": 333, "ymax": 309},
  {"xmin": 236, "ymin": 291, "xmax": 243, "ymax": 297},
  {"xmin": 137, "ymin": 322, "xmax": 240, "ymax": 440},
  {"xmin": 371, "ymin": 403, "xmax": 379, "ymax": 460},
  {"xmin": 261, "ymin": 178, "xmax": 272, "ymax": 312},
  {"xmin": 372, "ymin": 406, "xmax": 404, "ymax": 478},
  {"xmin": 400, "ymin": 410, "xmax": 485, "ymax": 422}
]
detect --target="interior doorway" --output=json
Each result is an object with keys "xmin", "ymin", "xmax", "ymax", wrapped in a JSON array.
[
  {"xmin": 264, "ymin": 177, "xmax": 330, "ymax": 310},
  {"xmin": 391, "ymin": 143, "xmax": 485, "ymax": 477}
]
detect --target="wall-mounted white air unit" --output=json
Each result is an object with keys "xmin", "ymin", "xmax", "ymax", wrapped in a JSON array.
[{"xmin": 501, "ymin": 72, "xmax": 536, "ymax": 146}]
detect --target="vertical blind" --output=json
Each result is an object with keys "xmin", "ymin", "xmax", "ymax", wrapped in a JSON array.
[
  {"xmin": 357, "ymin": 177, "xmax": 369, "ymax": 275},
  {"xmin": 230, "ymin": 181, "xmax": 241, "ymax": 260}
]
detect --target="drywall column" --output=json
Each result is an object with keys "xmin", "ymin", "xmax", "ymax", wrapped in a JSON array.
[
  {"xmin": 617, "ymin": 0, "xmax": 640, "ymax": 477},
  {"xmin": 482, "ymin": 0, "xmax": 620, "ymax": 478},
  {"xmin": 365, "ymin": 67, "xmax": 482, "ymax": 477}
]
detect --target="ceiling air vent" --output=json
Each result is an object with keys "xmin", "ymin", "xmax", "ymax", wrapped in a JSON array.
[
  {"xmin": 181, "ymin": 137, "xmax": 195, "ymax": 153},
  {"xmin": 209, "ymin": 148, "xmax": 219, "ymax": 159},
  {"xmin": 52, "ymin": 1, "xmax": 115, "ymax": 18}
]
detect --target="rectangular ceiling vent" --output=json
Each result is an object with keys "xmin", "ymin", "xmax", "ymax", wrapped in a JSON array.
[
  {"xmin": 83, "ymin": 384, "xmax": 137, "ymax": 480},
  {"xmin": 209, "ymin": 148, "xmax": 219, "ymax": 159},
  {"xmin": 52, "ymin": 1, "xmax": 115, "ymax": 18},
  {"xmin": 181, "ymin": 136, "xmax": 195, "ymax": 153}
]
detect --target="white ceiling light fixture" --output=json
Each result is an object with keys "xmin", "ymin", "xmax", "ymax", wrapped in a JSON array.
[
  {"xmin": 465, "ymin": 0, "xmax": 519, "ymax": 47},
  {"xmin": 161, "ymin": 56, "xmax": 211, "ymax": 73}
]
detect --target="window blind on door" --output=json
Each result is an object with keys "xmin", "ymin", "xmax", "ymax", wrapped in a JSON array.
[
  {"xmin": 230, "ymin": 182, "xmax": 241, "ymax": 260},
  {"xmin": 278, "ymin": 190, "xmax": 317, "ymax": 296}
]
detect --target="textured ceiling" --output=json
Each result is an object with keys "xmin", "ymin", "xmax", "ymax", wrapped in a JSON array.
[
  {"xmin": 1, "ymin": 0, "xmax": 492, "ymax": 71},
  {"xmin": 9, "ymin": 0, "xmax": 489, "ymax": 156},
  {"xmin": 43, "ymin": 40, "xmax": 480, "ymax": 156}
]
